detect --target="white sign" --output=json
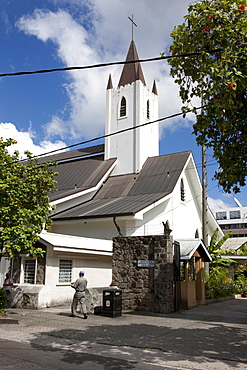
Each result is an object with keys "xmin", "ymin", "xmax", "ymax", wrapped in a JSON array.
[{"xmin": 137, "ymin": 260, "xmax": 155, "ymax": 268}]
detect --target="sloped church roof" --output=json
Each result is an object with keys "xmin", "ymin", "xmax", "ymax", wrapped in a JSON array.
[{"xmin": 49, "ymin": 149, "xmax": 191, "ymax": 220}]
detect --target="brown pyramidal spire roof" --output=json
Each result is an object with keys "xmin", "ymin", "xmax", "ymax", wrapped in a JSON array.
[
  {"xmin": 118, "ymin": 40, "xmax": 146, "ymax": 87},
  {"xmin": 107, "ymin": 74, "xmax": 113, "ymax": 90},
  {"xmin": 152, "ymin": 80, "xmax": 158, "ymax": 95}
]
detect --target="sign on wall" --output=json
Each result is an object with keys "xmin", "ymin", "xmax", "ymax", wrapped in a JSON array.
[{"xmin": 137, "ymin": 260, "xmax": 155, "ymax": 268}]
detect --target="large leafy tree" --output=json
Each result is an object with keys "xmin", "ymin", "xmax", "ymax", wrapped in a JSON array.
[
  {"xmin": 0, "ymin": 138, "xmax": 57, "ymax": 258},
  {"xmin": 168, "ymin": 0, "xmax": 247, "ymax": 193}
]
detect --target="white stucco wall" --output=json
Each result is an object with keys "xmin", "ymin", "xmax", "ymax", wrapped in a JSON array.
[
  {"xmin": 37, "ymin": 247, "xmax": 112, "ymax": 308},
  {"xmin": 0, "ymin": 257, "xmax": 10, "ymax": 288},
  {"xmin": 50, "ymin": 219, "xmax": 119, "ymax": 240},
  {"xmin": 105, "ymin": 80, "xmax": 159, "ymax": 176},
  {"xmin": 170, "ymin": 176, "xmax": 202, "ymax": 240}
]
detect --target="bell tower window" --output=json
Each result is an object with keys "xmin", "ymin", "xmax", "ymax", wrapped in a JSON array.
[
  {"xmin": 147, "ymin": 100, "xmax": 150, "ymax": 119},
  {"xmin": 120, "ymin": 96, "xmax": 126, "ymax": 117}
]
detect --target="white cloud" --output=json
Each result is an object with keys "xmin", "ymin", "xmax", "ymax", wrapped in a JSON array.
[
  {"xmin": 16, "ymin": 9, "xmax": 108, "ymax": 140},
  {"xmin": 16, "ymin": 1, "xmax": 195, "ymax": 141},
  {"xmin": 208, "ymin": 197, "xmax": 232, "ymax": 212},
  {"xmin": 0, "ymin": 122, "xmax": 66, "ymax": 158}
]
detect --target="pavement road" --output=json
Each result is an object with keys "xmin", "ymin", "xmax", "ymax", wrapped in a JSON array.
[
  {"xmin": 0, "ymin": 297, "xmax": 246, "ymax": 369},
  {"xmin": 0, "ymin": 338, "xmax": 169, "ymax": 370}
]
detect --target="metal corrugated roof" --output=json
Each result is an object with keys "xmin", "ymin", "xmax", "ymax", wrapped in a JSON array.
[
  {"xmin": 53, "ymin": 151, "xmax": 191, "ymax": 219},
  {"xmin": 53, "ymin": 193, "xmax": 166, "ymax": 219},
  {"xmin": 95, "ymin": 174, "xmax": 138, "ymax": 199},
  {"xmin": 49, "ymin": 157, "xmax": 116, "ymax": 202},
  {"xmin": 38, "ymin": 144, "xmax": 104, "ymax": 164},
  {"xmin": 220, "ymin": 237, "xmax": 247, "ymax": 251},
  {"xmin": 177, "ymin": 239, "xmax": 212, "ymax": 262},
  {"xmin": 128, "ymin": 152, "xmax": 190, "ymax": 196}
]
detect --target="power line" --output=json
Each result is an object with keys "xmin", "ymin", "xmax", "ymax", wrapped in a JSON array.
[
  {"xmin": 22, "ymin": 105, "xmax": 207, "ymax": 161},
  {"xmin": 0, "ymin": 49, "xmax": 223, "ymax": 78}
]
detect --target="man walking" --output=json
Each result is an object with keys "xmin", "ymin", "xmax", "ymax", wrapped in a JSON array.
[{"xmin": 71, "ymin": 271, "xmax": 88, "ymax": 319}]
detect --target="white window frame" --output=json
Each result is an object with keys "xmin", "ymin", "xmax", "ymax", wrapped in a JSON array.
[
  {"xmin": 20, "ymin": 257, "xmax": 37, "ymax": 284},
  {"xmin": 58, "ymin": 259, "xmax": 72, "ymax": 284}
]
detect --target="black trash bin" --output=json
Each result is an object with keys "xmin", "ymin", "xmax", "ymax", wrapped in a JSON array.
[{"xmin": 102, "ymin": 289, "xmax": 122, "ymax": 317}]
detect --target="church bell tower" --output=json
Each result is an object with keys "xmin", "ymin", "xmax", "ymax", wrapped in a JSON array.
[{"xmin": 105, "ymin": 40, "xmax": 159, "ymax": 176}]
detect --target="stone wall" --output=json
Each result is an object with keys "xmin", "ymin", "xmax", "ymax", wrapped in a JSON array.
[{"xmin": 112, "ymin": 235, "xmax": 175, "ymax": 314}]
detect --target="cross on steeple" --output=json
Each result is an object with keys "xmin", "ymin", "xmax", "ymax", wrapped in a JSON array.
[{"xmin": 128, "ymin": 15, "xmax": 137, "ymax": 41}]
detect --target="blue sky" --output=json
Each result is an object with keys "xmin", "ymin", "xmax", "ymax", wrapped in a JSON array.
[{"xmin": 0, "ymin": 0, "xmax": 246, "ymax": 210}]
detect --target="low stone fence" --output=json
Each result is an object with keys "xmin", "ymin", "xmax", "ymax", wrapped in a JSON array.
[{"xmin": 8, "ymin": 285, "xmax": 42, "ymax": 309}]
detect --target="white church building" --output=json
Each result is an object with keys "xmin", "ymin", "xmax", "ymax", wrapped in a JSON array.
[{"xmin": 2, "ymin": 40, "xmax": 220, "ymax": 309}]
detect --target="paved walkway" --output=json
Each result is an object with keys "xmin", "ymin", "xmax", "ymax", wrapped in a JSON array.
[{"xmin": 0, "ymin": 297, "xmax": 247, "ymax": 369}]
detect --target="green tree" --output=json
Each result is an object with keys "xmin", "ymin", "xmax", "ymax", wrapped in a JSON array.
[
  {"xmin": 208, "ymin": 228, "xmax": 236, "ymax": 269},
  {"xmin": 168, "ymin": 0, "xmax": 247, "ymax": 193},
  {"xmin": 0, "ymin": 138, "xmax": 57, "ymax": 258},
  {"xmin": 238, "ymin": 242, "xmax": 247, "ymax": 254}
]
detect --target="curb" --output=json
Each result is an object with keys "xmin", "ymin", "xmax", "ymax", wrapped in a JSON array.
[
  {"xmin": 205, "ymin": 294, "xmax": 241, "ymax": 305},
  {"xmin": 0, "ymin": 316, "xmax": 19, "ymax": 324}
]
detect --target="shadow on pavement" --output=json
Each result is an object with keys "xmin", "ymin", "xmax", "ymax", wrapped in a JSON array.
[
  {"xmin": 28, "ymin": 319, "xmax": 247, "ymax": 368},
  {"xmin": 3, "ymin": 299, "xmax": 247, "ymax": 368},
  {"xmin": 127, "ymin": 298, "xmax": 247, "ymax": 325}
]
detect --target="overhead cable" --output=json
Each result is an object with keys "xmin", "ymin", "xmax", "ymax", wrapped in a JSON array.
[
  {"xmin": 22, "ymin": 105, "xmax": 207, "ymax": 161},
  {"xmin": 0, "ymin": 49, "xmax": 223, "ymax": 78}
]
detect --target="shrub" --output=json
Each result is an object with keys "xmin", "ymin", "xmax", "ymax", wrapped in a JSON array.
[
  {"xmin": 234, "ymin": 276, "xmax": 247, "ymax": 294},
  {"xmin": 205, "ymin": 267, "xmax": 239, "ymax": 299}
]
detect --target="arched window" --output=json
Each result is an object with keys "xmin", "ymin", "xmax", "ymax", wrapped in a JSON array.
[
  {"xmin": 180, "ymin": 179, "xmax": 185, "ymax": 202},
  {"xmin": 147, "ymin": 100, "xmax": 150, "ymax": 119},
  {"xmin": 195, "ymin": 229, "xmax": 199, "ymax": 238},
  {"xmin": 120, "ymin": 96, "xmax": 126, "ymax": 117}
]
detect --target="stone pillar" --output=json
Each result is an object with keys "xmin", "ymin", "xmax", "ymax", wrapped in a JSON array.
[{"xmin": 112, "ymin": 235, "xmax": 174, "ymax": 314}]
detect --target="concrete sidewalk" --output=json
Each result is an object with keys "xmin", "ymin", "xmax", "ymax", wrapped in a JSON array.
[{"xmin": 0, "ymin": 298, "xmax": 247, "ymax": 369}]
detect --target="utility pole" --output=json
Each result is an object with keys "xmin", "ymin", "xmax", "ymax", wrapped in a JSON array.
[
  {"xmin": 201, "ymin": 94, "xmax": 208, "ymax": 271},
  {"xmin": 202, "ymin": 143, "xmax": 208, "ymax": 247},
  {"xmin": 202, "ymin": 142, "xmax": 209, "ymax": 273}
]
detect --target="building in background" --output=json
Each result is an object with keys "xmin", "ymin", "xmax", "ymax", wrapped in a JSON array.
[{"xmin": 213, "ymin": 201, "xmax": 247, "ymax": 252}]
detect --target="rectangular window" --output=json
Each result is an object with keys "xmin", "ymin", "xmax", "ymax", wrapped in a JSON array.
[
  {"xmin": 230, "ymin": 211, "xmax": 241, "ymax": 219},
  {"xmin": 24, "ymin": 259, "xmax": 36, "ymax": 284},
  {"xmin": 59, "ymin": 260, "xmax": 72, "ymax": 283},
  {"xmin": 216, "ymin": 211, "xmax": 227, "ymax": 220}
]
